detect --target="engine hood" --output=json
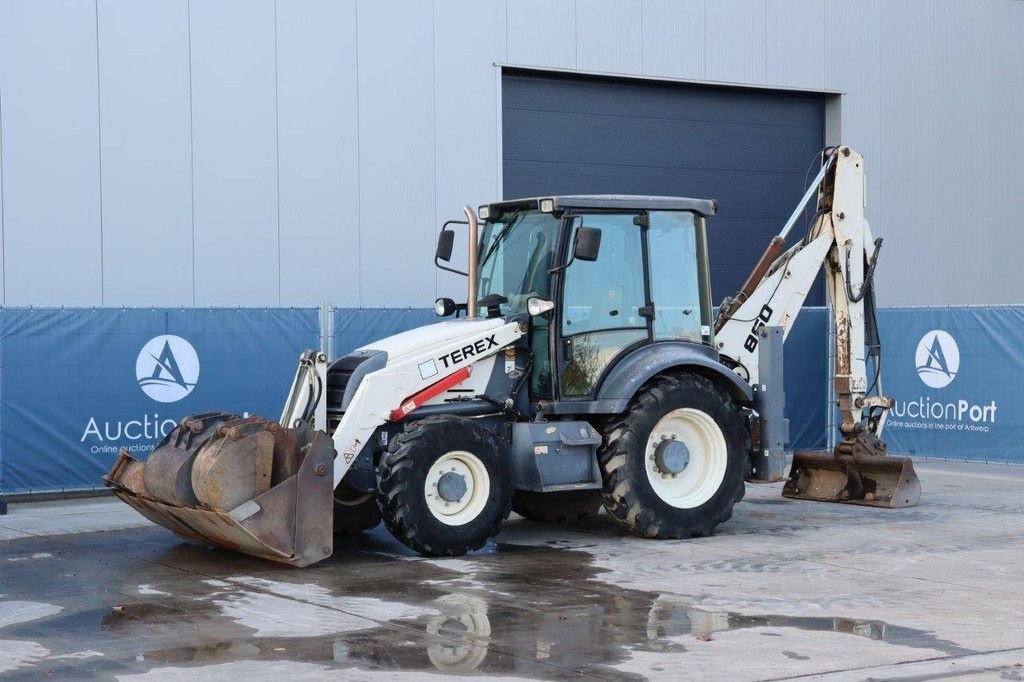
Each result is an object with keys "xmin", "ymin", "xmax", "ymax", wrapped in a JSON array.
[{"xmin": 357, "ymin": 317, "xmax": 509, "ymax": 365}]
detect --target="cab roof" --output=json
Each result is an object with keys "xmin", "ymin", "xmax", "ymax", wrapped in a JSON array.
[{"xmin": 483, "ymin": 194, "xmax": 717, "ymax": 218}]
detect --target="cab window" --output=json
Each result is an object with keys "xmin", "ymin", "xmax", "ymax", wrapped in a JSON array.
[
  {"xmin": 647, "ymin": 211, "xmax": 705, "ymax": 342},
  {"xmin": 560, "ymin": 214, "xmax": 648, "ymax": 397}
]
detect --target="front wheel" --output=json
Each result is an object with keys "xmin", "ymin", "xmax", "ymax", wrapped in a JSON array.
[
  {"xmin": 377, "ymin": 416, "xmax": 511, "ymax": 556},
  {"xmin": 599, "ymin": 373, "xmax": 748, "ymax": 539}
]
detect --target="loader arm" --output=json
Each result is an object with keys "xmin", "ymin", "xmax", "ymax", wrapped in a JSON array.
[
  {"xmin": 283, "ymin": 319, "xmax": 527, "ymax": 488},
  {"xmin": 715, "ymin": 146, "xmax": 919, "ymax": 507},
  {"xmin": 280, "ymin": 350, "xmax": 330, "ymax": 432}
]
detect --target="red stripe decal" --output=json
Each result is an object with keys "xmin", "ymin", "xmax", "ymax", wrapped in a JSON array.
[{"xmin": 388, "ymin": 366, "xmax": 471, "ymax": 421}]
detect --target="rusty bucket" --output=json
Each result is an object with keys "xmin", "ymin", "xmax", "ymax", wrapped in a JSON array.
[
  {"xmin": 103, "ymin": 413, "xmax": 336, "ymax": 567},
  {"xmin": 782, "ymin": 449, "xmax": 921, "ymax": 508}
]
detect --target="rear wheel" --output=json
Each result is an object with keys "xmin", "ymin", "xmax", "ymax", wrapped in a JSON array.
[
  {"xmin": 512, "ymin": 490, "xmax": 603, "ymax": 522},
  {"xmin": 377, "ymin": 416, "xmax": 511, "ymax": 556},
  {"xmin": 599, "ymin": 373, "xmax": 748, "ymax": 539},
  {"xmin": 332, "ymin": 484, "xmax": 380, "ymax": 536}
]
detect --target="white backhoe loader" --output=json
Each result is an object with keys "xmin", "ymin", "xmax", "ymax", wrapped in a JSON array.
[{"xmin": 104, "ymin": 145, "xmax": 920, "ymax": 566}]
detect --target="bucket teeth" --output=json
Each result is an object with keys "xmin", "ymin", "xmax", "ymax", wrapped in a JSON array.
[{"xmin": 103, "ymin": 413, "xmax": 336, "ymax": 567}]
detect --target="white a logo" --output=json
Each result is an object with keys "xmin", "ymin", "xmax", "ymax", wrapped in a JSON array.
[
  {"xmin": 136, "ymin": 335, "xmax": 200, "ymax": 402},
  {"xmin": 915, "ymin": 330, "xmax": 959, "ymax": 389}
]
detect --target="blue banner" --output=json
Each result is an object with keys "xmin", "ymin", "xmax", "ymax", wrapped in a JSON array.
[
  {"xmin": 0, "ymin": 308, "xmax": 319, "ymax": 493},
  {"xmin": 2, "ymin": 305, "xmax": 1018, "ymax": 494},
  {"xmin": 783, "ymin": 307, "xmax": 829, "ymax": 449},
  {"xmin": 876, "ymin": 307, "xmax": 1024, "ymax": 461},
  {"xmin": 333, "ymin": 307, "xmax": 436, "ymax": 356},
  {"xmin": 785, "ymin": 306, "xmax": 1024, "ymax": 462}
]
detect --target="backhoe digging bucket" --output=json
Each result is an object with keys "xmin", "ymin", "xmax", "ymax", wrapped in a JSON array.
[
  {"xmin": 103, "ymin": 413, "xmax": 336, "ymax": 567},
  {"xmin": 782, "ymin": 449, "xmax": 921, "ymax": 508}
]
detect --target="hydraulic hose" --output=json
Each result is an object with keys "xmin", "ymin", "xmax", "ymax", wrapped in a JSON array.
[{"xmin": 845, "ymin": 237, "xmax": 882, "ymax": 304}]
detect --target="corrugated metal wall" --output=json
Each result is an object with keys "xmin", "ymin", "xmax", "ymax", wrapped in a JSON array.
[
  {"xmin": 501, "ymin": 71, "xmax": 826, "ymax": 302},
  {"xmin": 0, "ymin": 0, "xmax": 1021, "ymax": 308}
]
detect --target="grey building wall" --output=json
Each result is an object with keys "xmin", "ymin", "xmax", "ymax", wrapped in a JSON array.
[{"xmin": 0, "ymin": 0, "xmax": 1021, "ymax": 308}]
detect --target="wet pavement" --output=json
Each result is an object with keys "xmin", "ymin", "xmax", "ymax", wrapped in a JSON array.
[{"xmin": 1, "ymin": 459, "xmax": 1023, "ymax": 680}]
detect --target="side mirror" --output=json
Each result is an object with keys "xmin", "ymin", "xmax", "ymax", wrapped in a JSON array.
[
  {"xmin": 573, "ymin": 226, "xmax": 602, "ymax": 262},
  {"xmin": 548, "ymin": 225, "xmax": 603, "ymax": 275},
  {"xmin": 435, "ymin": 229, "xmax": 455, "ymax": 262}
]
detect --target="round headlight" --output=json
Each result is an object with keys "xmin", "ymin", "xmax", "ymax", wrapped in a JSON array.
[
  {"xmin": 527, "ymin": 297, "xmax": 554, "ymax": 316},
  {"xmin": 434, "ymin": 297, "xmax": 455, "ymax": 317}
]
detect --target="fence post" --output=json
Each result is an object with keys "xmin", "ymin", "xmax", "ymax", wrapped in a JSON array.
[
  {"xmin": 327, "ymin": 305, "xmax": 335, "ymax": 361},
  {"xmin": 826, "ymin": 300, "xmax": 836, "ymax": 451},
  {"xmin": 318, "ymin": 302, "xmax": 330, "ymax": 358}
]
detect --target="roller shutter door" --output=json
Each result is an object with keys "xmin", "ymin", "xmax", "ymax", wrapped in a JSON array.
[{"xmin": 502, "ymin": 71, "xmax": 826, "ymax": 304}]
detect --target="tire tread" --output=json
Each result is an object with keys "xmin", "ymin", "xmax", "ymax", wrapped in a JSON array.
[
  {"xmin": 597, "ymin": 373, "xmax": 748, "ymax": 540},
  {"xmin": 377, "ymin": 415, "xmax": 511, "ymax": 556}
]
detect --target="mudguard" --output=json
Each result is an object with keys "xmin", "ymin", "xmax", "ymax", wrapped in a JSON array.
[{"xmin": 595, "ymin": 341, "xmax": 753, "ymax": 409}]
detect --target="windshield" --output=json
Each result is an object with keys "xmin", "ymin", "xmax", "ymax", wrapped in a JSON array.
[{"xmin": 477, "ymin": 211, "xmax": 560, "ymax": 314}]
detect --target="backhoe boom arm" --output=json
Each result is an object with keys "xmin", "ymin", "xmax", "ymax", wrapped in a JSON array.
[
  {"xmin": 716, "ymin": 146, "xmax": 889, "ymax": 442},
  {"xmin": 715, "ymin": 146, "xmax": 918, "ymax": 507}
]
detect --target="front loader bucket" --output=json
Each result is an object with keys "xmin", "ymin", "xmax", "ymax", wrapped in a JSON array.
[
  {"xmin": 103, "ymin": 413, "xmax": 335, "ymax": 567},
  {"xmin": 782, "ymin": 450, "xmax": 921, "ymax": 508}
]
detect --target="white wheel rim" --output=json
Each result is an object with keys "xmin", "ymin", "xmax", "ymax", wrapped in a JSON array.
[
  {"xmin": 426, "ymin": 594, "xmax": 491, "ymax": 672},
  {"xmin": 644, "ymin": 408, "xmax": 727, "ymax": 509},
  {"xmin": 424, "ymin": 450, "xmax": 491, "ymax": 526}
]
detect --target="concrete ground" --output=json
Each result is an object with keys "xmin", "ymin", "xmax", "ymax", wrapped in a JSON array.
[{"xmin": 1, "ymin": 459, "xmax": 1023, "ymax": 681}]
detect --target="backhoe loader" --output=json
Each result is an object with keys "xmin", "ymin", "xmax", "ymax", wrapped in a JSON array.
[{"xmin": 104, "ymin": 145, "xmax": 920, "ymax": 566}]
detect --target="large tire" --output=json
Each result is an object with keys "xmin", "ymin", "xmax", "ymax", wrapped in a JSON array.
[
  {"xmin": 512, "ymin": 490, "xmax": 603, "ymax": 522},
  {"xmin": 377, "ymin": 415, "xmax": 511, "ymax": 556},
  {"xmin": 333, "ymin": 484, "xmax": 381, "ymax": 536},
  {"xmin": 599, "ymin": 373, "xmax": 748, "ymax": 539}
]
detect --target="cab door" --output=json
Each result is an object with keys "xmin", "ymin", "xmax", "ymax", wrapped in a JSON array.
[
  {"xmin": 646, "ymin": 210, "xmax": 713, "ymax": 344},
  {"xmin": 557, "ymin": 212, "xmax": 651, "ymax": 398}
]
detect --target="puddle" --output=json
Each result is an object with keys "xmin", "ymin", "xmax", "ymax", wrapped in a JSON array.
[
  {"xmin": 6, "ymin": 552, "xmax": 55, "ymax": 562},
  {"xmin": 0, "ymin": 530, "xmax": 977, "ymax": 679}
]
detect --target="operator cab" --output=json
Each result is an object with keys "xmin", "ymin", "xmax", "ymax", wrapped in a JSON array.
[{"xmin": 436, "ymin": 195, "xmax": 717, "ymax": 403}]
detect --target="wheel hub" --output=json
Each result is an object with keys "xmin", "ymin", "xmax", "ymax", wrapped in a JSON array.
[
  {"xmin": 424, "ymin": 450, "xmax": 491, "ymax": 526},
  {"xmin": 437, "ymin": 471, "xmax": 468, "ymax": 502},
  {"xmin": 654, "ymin": 437, "xmax": 690, "ymax": 476}
]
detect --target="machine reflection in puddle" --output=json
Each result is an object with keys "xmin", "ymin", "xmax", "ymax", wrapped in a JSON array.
[{"xmin": 96, "ymin": 544, "xmax": 970, "ymax": 678}]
